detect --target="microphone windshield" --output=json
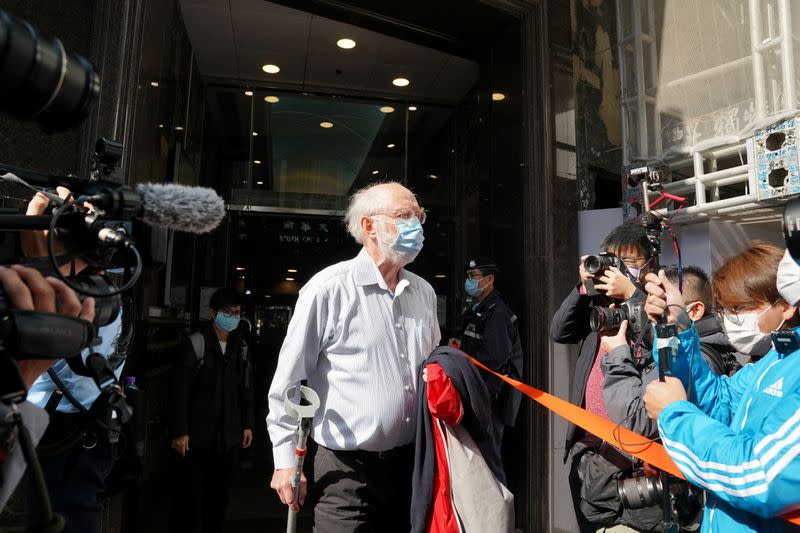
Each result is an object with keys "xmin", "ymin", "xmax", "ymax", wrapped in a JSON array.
[{"xmin": 134, "ymin": 183, "xmax": 225, "ymax": 234}]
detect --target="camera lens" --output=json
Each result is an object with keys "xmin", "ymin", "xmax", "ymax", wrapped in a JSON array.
[
  {"xmin": 618, "ymin": 475, "xmax": 663, "ymax": 509},
  {"xmin": 0, "ymin": 10, "xmax": 100, "ymax": 131},
  {"xmin": 584, "ymin": 255, "xmax": 603, "ymax": 275},
  {"xmin": 590, "ymin": 306, "xmax": 625, "ymax": 332}
]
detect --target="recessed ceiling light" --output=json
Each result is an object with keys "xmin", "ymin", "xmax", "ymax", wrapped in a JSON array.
[
  {"xmin": 252, "ymin": 132, "xmax": 258, "ymax": 136},
  {"xmin": 285, "ymin": 277, "xmax": 295, "ymax": 281},
  {"xmin": 256, "ymin": 181, "xmax": 264, "ymax": 185},
  {"xmin": 320, "ymin": 121, "xmax": 334, "ymax": 128},
  {"xmin": 262, "ymin": 64, "xmax": 280, "ymax": 74},
  {"xmin": 428, "ymin": 174, "xmax": 439, "ymax": 180},
  {"xmin": 392, "ymin": 78, "xmax": 410, "ymax": 87},
  {"xmin": 158, "ymin": 124, "xmax": 164, "ymax": 128},
  {"xmin": 150, "ymin": 81, "xmax": 159, "ymax": 87},
  {"xmin": 379, "ymin": 106, "xmax": 395, "ymax": 113},
  {"xmin": 235, "ymin": 267, "xmax": 246, "ymax": 271},
  {"xmin": 387, "ymin": 143, "xmax": 395, "ymax": 148},
  {"xmin": 254, "ymin": 160, "xmax": 262, "ymax": 165},
  {"xmin": 175, "ymin": 126, "xmax": 184, "ymax": 131},
  {"xmin": 245, "ymin": 289, "xmax": 252, "ymax": 295},
  {"xmin": 434, "ymin": 274, "xmax": 446, "ymax": 279},
  {"xmin": 371, "ymin": 170, "xmax": 380, "ymax": 175},
  {"xmin": 287, "ymin": 268, "xmax": 298, "ymax": 273},
  {"xmin": 492, "ymin": 92, "xmax": 506, "ymax": 101},
  {"xmin": 337, "ymin": 38, "xmax": 356, "ymax": 49},
  {"xmin": 264, "ymin": 95, "xmax": 280, "ymax": 103},
  {"xmin": 408, "ymin": 106, "xmax": 418, "ymax": 111},
  {"xmin": 244, "ymin": 90, "xmax": 253, "ymax": 96}
]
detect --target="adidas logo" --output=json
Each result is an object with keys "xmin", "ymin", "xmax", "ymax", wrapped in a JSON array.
[{"xmin": 763, "ymin": 377, "xmax": 784, "ymax": 398}]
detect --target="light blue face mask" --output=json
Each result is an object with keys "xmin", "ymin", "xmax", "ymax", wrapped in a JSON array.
[
  {"xmin": 464, "ymin": 277, "xmax": 485, "ymax": 297},
  {"xmin": 215, "ymin": 312, "xmax": 240, "ymax": 332},
  {"xmin": 376, "ymin": 216, "xmax": 424, "ymax": 261}
]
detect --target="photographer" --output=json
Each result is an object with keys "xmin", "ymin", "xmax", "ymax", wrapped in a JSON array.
[
  {"xmin": 22, "ymin": 190, "xmax": 133, "ymax": 533},
  {"xmin": 0, "ymin": 264, "xmax": 96, "ymax": 511},
  {"xmin": 643, "ymin": 243, "xmax": 800, "ymax": 532},
  {"xmin": 550, "ymin": 220, "xmax": 658, "ymax": 532}
]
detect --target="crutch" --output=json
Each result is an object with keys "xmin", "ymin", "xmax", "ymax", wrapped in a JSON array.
[{"xmin": 284, "ymin": 385, "xmax": 320, "ymax": 533}]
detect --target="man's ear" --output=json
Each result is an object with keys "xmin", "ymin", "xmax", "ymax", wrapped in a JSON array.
[
  {"xmin": 361, "ymin": 215, "xmax": 376, "ymax": 237},
  {"xmin": 687, "ymin": 301, "xmax": 705, "ymax": 321}
]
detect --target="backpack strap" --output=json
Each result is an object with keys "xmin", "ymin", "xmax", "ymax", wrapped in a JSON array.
[{"xmin": 189, "ymin": 331, "xmax": 205, "ymax": 367}]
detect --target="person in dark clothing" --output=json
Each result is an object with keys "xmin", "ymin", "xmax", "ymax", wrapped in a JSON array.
[
  {"xmin": 550, "ymin": 221, "xmax": 658, "ymax": 532},
  {"xmin": 168, "ymin": 288, "xmax": 254, "ymax": 533},
  {"xmin": 451, "ymin": 256, "xmax": 523, "ymax": 483}
]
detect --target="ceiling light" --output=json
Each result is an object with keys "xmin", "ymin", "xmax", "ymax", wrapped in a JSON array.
[
  {"xmin": 337, "ymin": 38, "xmax": 356, "ymax": 49},
  {"xmin": 285, "ymin": 277, "xmax": 295, "ymax": 281},
  {"xmin": 158, "ymin": 124, "xmax": 164, "ymax": 129},
  {"xmin": 244, "ymin": 90, "xmax": 253, "ymax": 96},
  {"xmin": 235, "ymin": 267, "xmax": 246, "ymax": 271},
  {"xmin": 492, "ymin": 92, "xmax": 506, "ymax": 101},
  {"xmin": 252, "ymin": 131, "xmax": 258, "ymax": 136},
  {"xmin": 287, "ymin": 268, "xmax": 298, "ymax": 273},
  {"xmin": 254, "ymin": 160, "xmax": 262, "ymax": 165},
  {"xmin": 428, "ymin": 174, "xmax": 438, "ymax": 180},
  {"xmin": 387, "ymin": 143, "xmax": 395, "ymax": 148},
  {"xmin": 408, "ymin": 106, "xmax": 418, "ymax": 111},
  {"xmin": 150, "ymin": 81, "xmax": 159, "ymax": 87},
  {"xmin": 175, "ymin": 126, "xmax": 184, "ymax": 131},
  {"xmin": 434, "ymin": 274, "xmax": 446, "ymax": 279},
  {"xmin": 320, "ymin": 121, "xmax": 334, "ymax": 128},
  {"xmin": 262, "ymin": 64, "xmax": 280, "ymax": 74},
  {"xmin": 371, "ymin": 170, "xmax": 380, "ymax": 175},
  {"xmin": 379, "ymin": 106, "xmax": 395, "ymax": 113},
  {"xmin": 256, "ymin": 181, "xmax": 264, "ymax": 185},
  {"xmin": 265, "ymin": 294, "xmax": 272, "ymax": 298},
  {"xmin": 392, "ymin": 78, "xmax": 410, "ymax": 87},
  {"xmin": 245, "ymin": 289, "xmax": 252, "ymax": 295},
  {"xmin": 264, "ymin": 95, "xmax": 280, "ymax": 103}
]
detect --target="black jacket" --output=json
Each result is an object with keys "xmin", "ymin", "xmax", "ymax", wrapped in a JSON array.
[
  {"xmin": 411, "ymin": 347, "xmax": 503, "ymax": 533},
  {"xmin": 168, "ymin": 325, "xmax": 255, "ymax": 451},
  {"xmin": 459, "ymin": 290, "xmax": 524, "ymax": 427},
  {"xmin": 550, "ymin": 283, "xmax": 600, "ymax": 457}
]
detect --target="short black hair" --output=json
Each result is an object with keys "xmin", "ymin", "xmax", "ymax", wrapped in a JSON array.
[
  {"xmin": 209, "ymin": 288, "xmax": 241, "ymax": 311},
  {"xmin": 664, "ymin": 265, "xmax": 712, "ymax": 314},
  {"xmin": 601, "ymin": 220, "xmax": 651, "ymax": 257}
]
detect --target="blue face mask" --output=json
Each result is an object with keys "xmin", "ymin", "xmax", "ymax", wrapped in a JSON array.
[
  {"xmin": 215, "ymin": 312, "xmax": 240, "ymax": 332},
  {"xmin": 389, "ymin": 217, "xmax": 425, "ymax": 259},
  {"xmin": 464, "ymin": 277, "xmax": 484, "ymax": 297}
]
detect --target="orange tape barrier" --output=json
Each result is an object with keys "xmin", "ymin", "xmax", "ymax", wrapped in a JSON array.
[{"xmin": 463, "ymin": 352, "xmax": 800, "ymax": 526}]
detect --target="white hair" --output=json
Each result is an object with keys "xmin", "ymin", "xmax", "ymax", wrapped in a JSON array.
[{"xmin": 344, "ymin": 181, "xmax": 406, "ymax": 244}]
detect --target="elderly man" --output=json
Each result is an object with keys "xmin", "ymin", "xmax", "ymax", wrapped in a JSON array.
[{"xmin": 267, "ymin": 181, "xmax": 440, "ymax": 532}]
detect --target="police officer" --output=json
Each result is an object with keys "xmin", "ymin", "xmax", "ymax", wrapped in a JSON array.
[{"xmin": 452, "ymin": 257, "xmax": 523, "ymax": 483}]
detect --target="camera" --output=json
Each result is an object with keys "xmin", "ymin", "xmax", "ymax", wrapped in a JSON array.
[
  {"xmin": 618, "ymin": 472, "xmax": 702, "ymax": 528},
  {"xmin": 0, "ymin": 9, "xmax": 100, "ymax": 131},
  {"xmin": 583, "ymin": 252, "xmax": 626, "ymax": 276},
  {"xmin": 590, "ymin": 295, "xmax": 647, "ymax": 338}
]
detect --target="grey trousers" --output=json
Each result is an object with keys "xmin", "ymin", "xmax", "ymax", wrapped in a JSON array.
[{"xmin": 311, "ymin": 444, "xmax": 414, "ymax": 533}]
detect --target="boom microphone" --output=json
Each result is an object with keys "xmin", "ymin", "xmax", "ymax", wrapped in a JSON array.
[{"xmin": 81, "ymin": 182, "xmax": 226, "ymax": 234}]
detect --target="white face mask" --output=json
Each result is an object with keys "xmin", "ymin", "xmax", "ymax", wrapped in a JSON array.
[
  {"xmin": 722, "ymin": 302, "xmax": 782, "ymax": 356},
  {"xmin": 626, "ymin": 265, "xmax": 642, "ymax": 281}
]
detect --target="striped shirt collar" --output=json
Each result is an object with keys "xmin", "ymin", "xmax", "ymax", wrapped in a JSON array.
[{"xmin": 353, "ymin": 247, "xmax": 412, "ymax": 296}]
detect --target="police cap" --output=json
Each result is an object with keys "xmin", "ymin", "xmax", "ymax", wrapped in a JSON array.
[{"xmin": 465, "ymin": 256, "xmax": 498, "ymax": 273}]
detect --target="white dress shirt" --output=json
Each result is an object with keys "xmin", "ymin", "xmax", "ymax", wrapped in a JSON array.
[{"xmin": 267, "ymin": 248, "xmax": 441, "ymax": 469}]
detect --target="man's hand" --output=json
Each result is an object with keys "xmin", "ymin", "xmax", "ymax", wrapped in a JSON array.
[
  {"xmin": 270, "ymin": 467, "xmax": 306, "ymax": 512},
  {"xmin": 599, "ymin": 320, "xmax": 629, "ymax": 353},
  {"xmin": 171, "ymin": 435, "xmax": 190, "ymax": 457},
  {"xmin": 643, "ymin": 376, "xmax": 687, "ymax": 420},
  {"xmin": 0, "ymin": 264, "xmax": 96, "ymax": 388},
  {"xmin": 594, "ymin": 267, "xmax": 636, "ymax": 300},
  {"xmin": 242, "ymin": 429, "xmax": 253, "ymax": 448},
  {"xmin": 643, "ymin": 270, "xmax": 685, "ymax": 324}
]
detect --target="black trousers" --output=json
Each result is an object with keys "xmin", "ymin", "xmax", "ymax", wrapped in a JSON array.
[
  {"xmin": 311, "ymin": 444, "xmax": 414, "ymax": 533},
  {"xmin": 26, "ymin": 422, "xmax": 119, "ymax": 533},
  {"xmin": 170, "ymin": 447, "xmax": 238, "ymax": 533}
]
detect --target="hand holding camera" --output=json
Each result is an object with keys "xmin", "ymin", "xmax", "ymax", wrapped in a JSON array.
[
  {"xmin": 581, "ymin": 253, "xmax": 636, "ymax": 299},
  {"xmin": 643, "ymin": 270, "xmax": 685, "ymax": 325}
]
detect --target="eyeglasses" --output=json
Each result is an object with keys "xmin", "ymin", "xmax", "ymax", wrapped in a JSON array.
[
  {"xmin": 466, "ymin": 273, "xmax": 486, "ymax": 281},
  {"xmin": 713, "ymin": 300, "xmax": 777, "ymax": 326},
  {"xmin": 373, "ymin": 207, "xmax": 427, "ymax": 225},
  {"xmin": 619, "ymin": 255, "xmax": 647, "ymax": 267}
]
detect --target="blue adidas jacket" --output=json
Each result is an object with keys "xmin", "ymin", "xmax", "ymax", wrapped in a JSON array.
[{"xmin": 653, "ymin": 326, "xmax": 800, "ymax": 532}]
